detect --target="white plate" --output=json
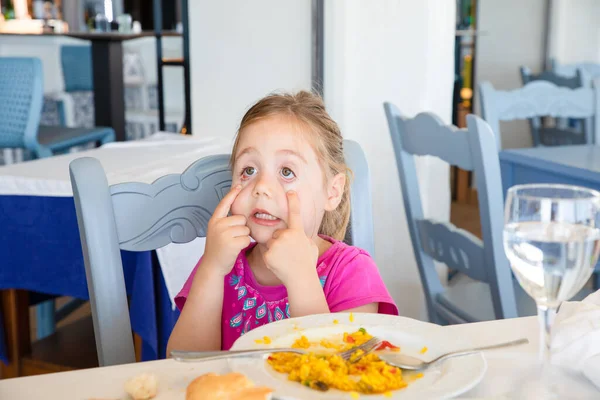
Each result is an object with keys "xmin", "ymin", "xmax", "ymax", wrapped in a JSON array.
[{"xmin": 230, "ymin": 313, "xmax": 486, "ymax": 399}]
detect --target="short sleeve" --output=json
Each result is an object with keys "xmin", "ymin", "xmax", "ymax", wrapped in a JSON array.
[
  {"xmin": 324, "ymin": 252, "xmax": 399, "ymax": 315},
  {"xmin": 174, "ymin": 258, "xmax": 202, "ymax": 311}
]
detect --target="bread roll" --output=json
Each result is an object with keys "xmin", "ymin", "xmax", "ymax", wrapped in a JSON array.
[
  {"xmin": 186, "ymin": 372, "xmax": 272, "ymax": 400},
  {"xmin": 124, "ymin": 373, "xmax": 158, "ymax": 400}
]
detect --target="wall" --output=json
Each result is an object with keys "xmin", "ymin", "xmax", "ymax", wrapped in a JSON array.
[
  {"xmin": 324, "ymin": 0, "xmax": 454, "ymax": 319},
  {"xmin": 474, "ymin": 0, "xmax": 548, "ymax": 149},
  {"xmin": 188, "ymin": 0, "xmax": 313, "ymax": 142},
  {"xmin": 549, "ymin": 0, "xmax": 600, "ymax": 64}
]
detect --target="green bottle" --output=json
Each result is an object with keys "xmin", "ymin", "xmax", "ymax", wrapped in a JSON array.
[{"xmin": 3, "ymin": 0, "xmax": 15, "ymax": 20}]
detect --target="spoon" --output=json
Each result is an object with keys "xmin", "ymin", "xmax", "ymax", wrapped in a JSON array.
[{"xmin": 378, "ymin": 338, "xmax": 529, "ymax": 371}]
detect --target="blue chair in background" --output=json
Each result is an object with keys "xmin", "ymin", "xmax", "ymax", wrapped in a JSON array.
[
  {"xmin": 0, "ymin": 57, "xmax": 115, "ymax": 339},
  {"xmin": 49, "ymin": 45, "xmax": 181, "ymax": 139},
  {"xmin": 479, "ymin": 80, "xmax": 600, "ymax": 149},
  {"xmin": 519, "ymin": 66, "xmax": 584, "ymax": 144},
  {"xmin": 384, "ymin": 104, "xmax": 595, "ymax": 324},
  {"xmin": 69, "ymin": 139, "xmax": 374, "ymax": 365},
  {"xmin": 384, "ymin": 103, "xmax": 535, "ymax": 324},
  {"xmin": 520, "ymin": 66, "xmax": 582, "ymax": 88},
  {"xmin": 0, "ymin": 57, "xmax": 115, "ymax": 160},
  {"xmin": 61, "ymin": 45, "xmax": 94, "ymax": 93},
  {"xmin": 551, "ymin": 60, "xmax": 600, "ymax": 88},
  {"xmin": 50, "ymin": 45, "xmax": 96, "ymax": 129}
]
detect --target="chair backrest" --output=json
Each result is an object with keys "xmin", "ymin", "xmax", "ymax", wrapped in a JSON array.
[
  {"xmin": 60, "ymin": 45, "xmax": 93, "ymax": 92},
  {"xmin": 519, "ymin": 66, "xmax": 584, "ymax": 146},
  {"xmin": 69, "ymin": 140, "xmax": 374, "ymax": 366},
  {"xmin": 383, "ymin": 103, "xmax": 518, "ymax": 323},
  {"xmin": 520, "ymin": 66, "xmax": 582, "ymax": 88},
  {"xmin": 551, "ymin": 59, "xmax": 600, "ymax": 87},
  {"xmin": 0, "ymin": 57, "xmax": 43, "ymax": 150},
  {"xmin": 479, "ymin": 80, "xmax": 600, "ymax": 149},
  {"xmin": 344, "ymin": 139, "xmax": 375, "ymax": 256}
]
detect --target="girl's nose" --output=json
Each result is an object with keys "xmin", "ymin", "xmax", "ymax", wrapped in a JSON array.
[{"xmin": 252, "ymin": 174, "xmax": 274, "ymax": 198}]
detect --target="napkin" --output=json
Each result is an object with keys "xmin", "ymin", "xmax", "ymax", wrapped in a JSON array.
[
  {"xmin": 156, "ymin": 238, "xmax": 206, "ymax": 309},
  {"xmin": 551, "ymin": 289, "xmax": 600, "ymax": 389}
]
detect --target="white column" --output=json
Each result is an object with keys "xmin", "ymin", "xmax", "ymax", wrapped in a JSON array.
[
  {"xmin": 188, "ymin": 0, "xmax": 313, "ymax": 141},
  {"xmin": 324, "ymin": 0, "xmax": 455, "ymax": 319}
]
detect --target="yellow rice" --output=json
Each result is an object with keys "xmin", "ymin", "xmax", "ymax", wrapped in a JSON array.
[{"xmin": 267, "ymin": 329, "xmax": 420, "ymax": 394}]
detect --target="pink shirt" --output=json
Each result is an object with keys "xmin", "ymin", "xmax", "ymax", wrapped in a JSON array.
[{"xmin": 175, "ymin": 236, "xmax": 398, "ymax": 350}]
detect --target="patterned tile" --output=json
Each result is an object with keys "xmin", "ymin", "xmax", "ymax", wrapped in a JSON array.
[
  {"xmin": 123, "ymin": 52, "xmax": 145, "ymax": 84},
  {"xmin": 125, "ymin": 87, "xmax": 145, "ymax": 110},
  {"xmin": 70, "ymin": 91, "xmax": 95, "ymax": 128},
  {"xmin": 41, "ymin": 97, "xmax": 62, "ymax": 126}
]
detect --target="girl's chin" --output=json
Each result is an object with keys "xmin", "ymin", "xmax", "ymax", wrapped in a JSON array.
[{"xmin": 248, "ymin": 229, "xmax": 277, "ymax": 245}]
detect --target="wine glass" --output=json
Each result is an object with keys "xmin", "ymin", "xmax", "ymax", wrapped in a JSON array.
[{"xmin": 503, "ymin": 184, "xmax": 600, "ymax": 398}]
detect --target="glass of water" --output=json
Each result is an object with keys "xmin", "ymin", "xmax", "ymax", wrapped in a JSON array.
[{"xmin": 504, "ymin": 184, "xmax": 600, "ymax": 398}]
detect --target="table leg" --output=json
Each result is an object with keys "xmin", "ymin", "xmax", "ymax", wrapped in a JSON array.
[
  {"xmin": 0, "ymin": 290, "xmax": 30, "ymax": 379},
  {"xmin": 134, "ymin": 333, "xmax": 142, "ymax": 363},
  {"xmin": 90, "ymin": 40, "xmax": 126, "ymax": 142}
]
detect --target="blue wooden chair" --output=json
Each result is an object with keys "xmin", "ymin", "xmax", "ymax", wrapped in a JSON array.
[
  {"xmin": 0, "ymin": 57, "xmax": 116, "ymax": 339},
  {"xmin": 520, "ymin": 66, "xmax": 582, "ymax": 88},
  {"xmin": 384, "ymin": 103, "xmax": 536, "ymax": 324},
  {"xmin": 479, "ymin": 80, "xmax": 600, "ymax": 149},
  {"xmin": 551, "ymin": 60, "xmax": 600, "ymax": 88},
  {"xmin": 69, "ymin": 139, "xmax": 374, "ymax": 365},
  {"xmin": 519, "ymin": 66, "xmax": 584, "ymax": 145}
]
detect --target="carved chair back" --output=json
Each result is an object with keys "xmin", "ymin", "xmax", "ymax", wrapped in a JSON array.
[
  {"xmin": 383, "ymin": 103, "xmax": 518, "ymax": 324},
  {"xmin": 479, "ymin": 81, "xmax": 600, "ymax": 149}
]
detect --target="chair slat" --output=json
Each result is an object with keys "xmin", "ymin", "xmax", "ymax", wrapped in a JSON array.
[{"xmin": 417, "ymin": 220, "xmax": 487, "ymax": 282}]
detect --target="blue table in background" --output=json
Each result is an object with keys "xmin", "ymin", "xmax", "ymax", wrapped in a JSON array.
[
  {"xmin": 0, "ymin": 195, "xmax": 180, "ymax": 366},
  {"xmin": 500, "ymin": 145, "xmax": 600, "ymax": 193},
  {"xmin": 500, "ymin": 145, "xmax": 600, "ymax": 284}
]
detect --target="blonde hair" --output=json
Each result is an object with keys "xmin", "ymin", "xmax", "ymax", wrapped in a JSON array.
[{"xmin": 230, "ymin": 91, "xmax": 351, "ymax": 241}]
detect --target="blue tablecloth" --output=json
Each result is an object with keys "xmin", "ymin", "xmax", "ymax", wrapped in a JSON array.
[{"xmin": 0, "ymin": 195, "xmax": 180, "ymax": 364}]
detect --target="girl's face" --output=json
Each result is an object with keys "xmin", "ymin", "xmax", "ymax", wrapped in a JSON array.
[{"xmin": 231, "ymin": 115, "xmax": 344, "ymax": 244}]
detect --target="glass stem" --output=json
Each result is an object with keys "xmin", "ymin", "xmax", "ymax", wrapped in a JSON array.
[{"xmin": 537, "ymin": 304, "xmax": 557, "ymax": 366}]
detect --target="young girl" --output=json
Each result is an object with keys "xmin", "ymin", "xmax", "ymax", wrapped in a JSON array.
[{"xmin": 167, "ymin": 91, "xmax": 397, "ymax": 353}]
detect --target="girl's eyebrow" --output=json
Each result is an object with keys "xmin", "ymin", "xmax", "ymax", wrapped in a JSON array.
[
  {"xmin": 236, "ymin": 147, "xmax": 307, "ymax": 164},
  {"xmin": 277, "ymin": 149, "xmax": 307, "ymax": 164},
  {"xmin": 235, "ymin": 146, "xmax": 259, "ymax": 159}
]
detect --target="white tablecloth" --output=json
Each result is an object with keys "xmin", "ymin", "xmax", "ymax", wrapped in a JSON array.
[
  {"xmin": 1, "ymin": 316, "xmax": 596, "ymax": 399},
  {"xmin": 0, "ymin": 133, "xmax": 232, "ymax": 307}
]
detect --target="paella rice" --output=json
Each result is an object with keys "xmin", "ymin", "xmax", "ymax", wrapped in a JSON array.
[{"xmin": 267, "ymin": 328, "xmax": 422, "ymax": 394}]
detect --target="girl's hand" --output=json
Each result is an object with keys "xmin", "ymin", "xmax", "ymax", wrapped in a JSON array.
[
  {"xmin": 263, "ymin": 191, "xmax": 319, "ymax": 286},
  {"xmin": 202, "ymin": 185, "xmax": 251, "ymax": 276}
]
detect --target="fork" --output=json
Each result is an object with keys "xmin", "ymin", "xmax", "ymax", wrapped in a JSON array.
[
  {"xmin": 171, "ymin": 337, "xmax": 383, "ymax": 362},
  {"xmin": 337, "ymin": 337, "xmax": 382, "ymax": 361}
]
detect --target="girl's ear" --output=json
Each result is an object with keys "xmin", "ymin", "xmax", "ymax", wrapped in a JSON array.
[{"xmin": 324, "ymin": 172, "xmax": 346, "ymax": 211}]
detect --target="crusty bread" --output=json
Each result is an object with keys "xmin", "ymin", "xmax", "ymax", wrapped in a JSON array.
[
  {"xmin": 186, "ymin": 372, "xmax": 272, "ymax": 400},
  {"xmin": 124, "ymin": 373, "xmax": 158, "ymax": 400}
]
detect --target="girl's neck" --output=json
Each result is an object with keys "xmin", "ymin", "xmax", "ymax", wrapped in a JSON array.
[{"xmin": 246, "ymin": 235, "xmax": 333, "ymax": 287}]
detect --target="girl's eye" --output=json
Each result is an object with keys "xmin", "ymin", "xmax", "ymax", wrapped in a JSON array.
[
  {"xmin": 280, "ymin": 167, "xmax": 296, "ymax": 179},
  {"xmin": 242, "ymin": 167, "xmax": 256, "ymax": 179}
]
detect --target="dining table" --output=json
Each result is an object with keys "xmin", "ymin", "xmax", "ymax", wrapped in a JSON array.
[
  {"xmin": 0, "ymin": 133, "xmax": 230, "ymax": 373},
  {"xmin": 0, "ymin": 315, "xmax": 597, "ymax": 399},
  {"xmin": 499, "ymin": 145, "xmax": 600, "ymax": 195},
  {"xmin": 500, "ymin": 144, "xmax": 600, "ymax": 285}
]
